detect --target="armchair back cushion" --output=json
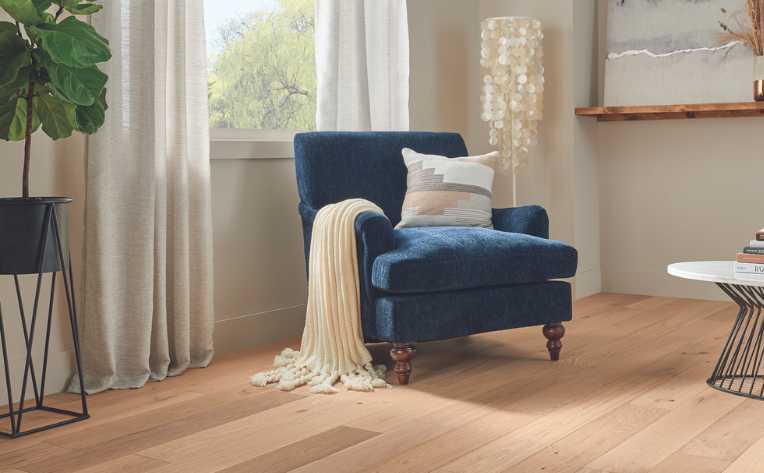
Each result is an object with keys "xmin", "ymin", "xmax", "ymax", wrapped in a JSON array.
[{"xmin": 294, "ymin": 132, "xmax": 468, "ymax": 226}]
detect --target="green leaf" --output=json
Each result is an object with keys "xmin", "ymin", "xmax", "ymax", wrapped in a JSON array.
[
  {"xmin": 0, "ymin": 22, "xmax": 30, "ymax": 88},
  {"xmin": 28, "ymin": 16, "xmax": 111, "ymax": 69},
  {"xmin": 62, "ymin": 0, "xmax": 101, "ymax": 15},
  {"xmin": 0, "ymin": 96, "xmax": 39, "ymax": 141},
  {"xmin": 0, "ymin": 97, "xmax": 20, "ymax": 141},
  {"xmin": 33, "ymin": 0, "xmax": 51, "ymax": 13},
  {"xmin": 46, "ymin": 60, "xmax": 107, "ymax": 106},
  {"xmin": 0, "ymin": 69, "xmax": 28, "ymax": 99},
  {"xmin": 0, "ymin": 0, "xmax": 45, "ymax": 24},
  {"xmin": 34, "ymin": 93, "xmax": 74, "ymax": 139},
  {"xmin": 75, "ymin": 87, "xmax": 106, "ymax": 134}
]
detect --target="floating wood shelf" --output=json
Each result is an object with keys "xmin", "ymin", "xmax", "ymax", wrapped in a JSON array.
[{"xmin": 575, "ymin": 102, "xmax": 764, "ymax": 121}]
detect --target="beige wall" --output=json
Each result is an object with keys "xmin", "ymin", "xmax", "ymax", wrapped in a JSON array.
[
  {"xmin": 210, "ymin": 159, "xmax": 307, "ymax": 353},
  {"xmin": 593, "ymin": 0, "xmax": 763, "ymax": 301},
  {"xmin": 597, "ymin": 119, "xmax": 764, "ymax": 300},
  {"xmin": 408, "ymin": 0, "xmax": 478, "ymax": 146},
  {"xmin": 572, "ymin": 0, "xmax": 603, "ymax": 298}
]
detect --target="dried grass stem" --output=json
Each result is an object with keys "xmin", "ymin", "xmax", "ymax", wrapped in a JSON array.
[{"xmin": 720, "ymin": 0, "xmax": 764, "ymax": 56}]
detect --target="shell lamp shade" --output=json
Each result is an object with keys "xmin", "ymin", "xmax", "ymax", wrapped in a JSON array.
[{"xmin": 480, "ymin": 16, "xmax": 544, "ymax": 205}]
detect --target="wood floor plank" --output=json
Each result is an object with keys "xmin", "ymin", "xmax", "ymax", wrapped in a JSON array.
[
  {"xmin": 0, "ymin": 444, "xmax": 70, "ymax": 471},
  {"xmin": 218, "ymin": 426, "xmax": 378, "ymax": 473},
  {"xmin": 137, "ymin": 396, "xmax": 393, "ymax": 472},
  {"xmin": 584, "ymin": 390, "xmax": 744, "ymax": 473},
  {"xmin": 720, "ymin": 433, "xmax": 764, "ymax": 473},
  {"xmin": 507, "ymin": 403, "xmax": 669, "ymax": 473},
  {"xmin": 47, "ymin": 386, "xmax": 274, "ymax": 450},
  {"xmin": 0, "ymin": 343, "xmax": 297, "ymax": 458},
  {"xmin": 22, "ymin": 390, "xmax": 301, "ymax": 473},
  {"xmin": 362, "ymin": 408, "xmax": 537, "ymax": 473},
  {"xmin": 648, "ymin": 453, "xmax": 729, "ymax": 473},
  {"xmin": 294, "ymin": 397, "xmax": 537, "ymax": 473},
  {"xmin": 679, "ymin": 398, "xmax": 764, "ymax": 462},
  {"xmin": 68, "ymin": 454, "xmax": 168, "ymax": 473}
]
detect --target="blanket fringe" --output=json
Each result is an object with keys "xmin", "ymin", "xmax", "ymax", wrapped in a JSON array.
[{"xmin": 250, "ymin": 348, "xmax": 388, "ymax": 394}]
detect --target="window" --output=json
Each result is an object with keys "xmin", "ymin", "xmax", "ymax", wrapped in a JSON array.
[{"xmin": 204, "ymin": 0, "xmax": 316, "ymax": 156}]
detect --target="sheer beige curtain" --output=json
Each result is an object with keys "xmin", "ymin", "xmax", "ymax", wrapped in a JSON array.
[
  {"xmin": 75, "ymin": 0, "xmax": 214, "ymax": 393},
  {"xmin": 315, "ymin": 0, "xmax": 410, "ymax": 131}
]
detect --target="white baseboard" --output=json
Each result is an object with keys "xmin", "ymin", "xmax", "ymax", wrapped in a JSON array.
[
  {"xmin": 0, "ymin": 350, "xmax": 74, "ymax": 403},
  {"xmin": 574, "ymin": 268, "xmax": 602, "ymax": 299},
  {"xmin": 603, "ymin": 269, "xmax": 728, "ymax": 302},
  {"xmin": 214, "ymin": 304, "xmax": 306, "ymax": 355}
]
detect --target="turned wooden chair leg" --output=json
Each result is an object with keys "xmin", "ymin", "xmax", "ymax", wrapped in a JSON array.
[
  {"xmin": 543, "ymin": 322, "xmax": 565, "ymax": 361},
  {"xmin": 390, "ymin": 343, "xmax": 416, "ymax": 385}
]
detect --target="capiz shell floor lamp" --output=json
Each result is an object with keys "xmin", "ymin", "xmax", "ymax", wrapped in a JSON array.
[{"xmin": 479, "ymin": 16, "xmax": 544, "ymax": 206}]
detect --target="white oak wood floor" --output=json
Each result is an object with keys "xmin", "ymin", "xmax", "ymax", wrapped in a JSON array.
[{"xmin": 0, "ymin": 293, "xmax": 762, "ymax": 473}]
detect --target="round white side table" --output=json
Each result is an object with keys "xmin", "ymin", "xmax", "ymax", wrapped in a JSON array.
[{"xmin": 668, "ymin": 261, "xmax": 764, "ymax": 400}]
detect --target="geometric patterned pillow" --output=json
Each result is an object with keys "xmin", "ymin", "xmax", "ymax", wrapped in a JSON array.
[{"xmin": 396, "ymin": 148, "xmax": 499, "ymax": 229}]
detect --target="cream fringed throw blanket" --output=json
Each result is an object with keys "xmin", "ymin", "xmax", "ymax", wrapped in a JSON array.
[{"xmin": 251, "ymin": 199, "xmax": 389, "ymax": 394}]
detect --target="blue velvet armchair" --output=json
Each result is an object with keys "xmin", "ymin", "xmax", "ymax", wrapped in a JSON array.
[{"xmin": 294, "ymin": 132, "xmax": 578, "ymax": 384}]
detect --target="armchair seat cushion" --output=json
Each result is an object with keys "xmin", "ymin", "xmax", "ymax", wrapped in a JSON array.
[{"xmin": 371, "ymin": 226, "xmax": 578, "ymax": 294}]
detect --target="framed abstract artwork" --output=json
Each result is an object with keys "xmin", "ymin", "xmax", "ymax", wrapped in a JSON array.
[{"xmin": 604, "ymin": 0, "xmax": 753, "ymax": 105}]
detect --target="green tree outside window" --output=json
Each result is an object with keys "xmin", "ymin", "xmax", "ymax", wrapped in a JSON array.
[{"xmin": 208, "ymin": 0, "xmax": 316, "ymax": 130}]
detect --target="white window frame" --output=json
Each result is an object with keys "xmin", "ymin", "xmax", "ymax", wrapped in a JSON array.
[{"xmin": 210, "ymin": 128, "xmax": 301, "ymax": 160}]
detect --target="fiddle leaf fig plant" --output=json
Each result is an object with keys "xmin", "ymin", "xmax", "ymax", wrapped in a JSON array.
[{"xmin": 0, "ymin": 0, "xmax": 110, "ymax": 198}]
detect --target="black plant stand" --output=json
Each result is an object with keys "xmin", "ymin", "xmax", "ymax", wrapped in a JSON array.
[
  {"xmin": 708, "ymin": 283, "xmax": 764, "ymax": 400},
  {"xmin": 0, "ymin": 199, "xmax": 88, "ymax": 438}
]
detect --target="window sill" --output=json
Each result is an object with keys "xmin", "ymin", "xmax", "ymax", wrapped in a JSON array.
[
  {"xmin": 209, "ymin": 129, "xmax": 298, "ymax": 160},
  {"xmin": 210, "ymin": 139, "xmax": 294, "ymax": 160}
]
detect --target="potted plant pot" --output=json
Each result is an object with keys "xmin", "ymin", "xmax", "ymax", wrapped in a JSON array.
[
  {"xmin": 755, "ymin": 55, "xmax": 764, "ymax": 102},
  {"xmin": 0, "ymin": 197, "xmax": 70, "ymax": 276}
]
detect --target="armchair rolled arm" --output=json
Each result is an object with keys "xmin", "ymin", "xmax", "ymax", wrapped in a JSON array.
[
  {"xmin": 355, "ymin": 211, "xmax": 395, "ymax": 272},
  {"xmin": 355, "ymin": 211, "xmax": 394, "ymax": 340},
  {"xmin": 492, "ymin": 205, "xmax": 549, "ymax": 239},
  {"xmin": 298, "ymin": 202, "xmax": 394, "ymax": 269}
]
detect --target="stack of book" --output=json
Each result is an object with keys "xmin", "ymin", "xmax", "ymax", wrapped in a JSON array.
[{"xmin": 735, "ymin": 228, "xmax": 764, "ymax": 280}]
